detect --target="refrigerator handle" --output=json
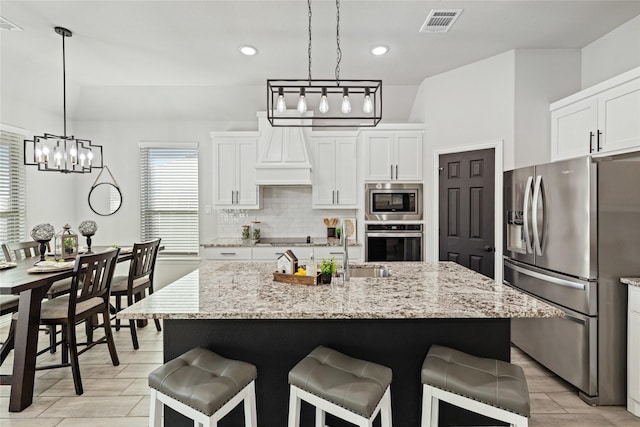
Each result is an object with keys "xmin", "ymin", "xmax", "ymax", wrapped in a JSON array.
[
  {"xmin": 532, "ymin": 175, "xmax": 545, "ymax": 256},
  {"xmin": 522, "ymin": 176, "xmax": 534, "ymax": 254}
]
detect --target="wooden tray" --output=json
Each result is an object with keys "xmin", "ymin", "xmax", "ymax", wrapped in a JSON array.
[{"xmin": 273, "ymin": 272, "xmax": 321, "ymax": 286}]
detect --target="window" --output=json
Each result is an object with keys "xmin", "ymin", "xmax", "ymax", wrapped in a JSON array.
[
  {"xmin": 139, "ymin": 142, "xmax": 199, "ymax": 256},
  {"xmin": 0, "ymin": 127, "xmax": 27, "ymax": 258}
]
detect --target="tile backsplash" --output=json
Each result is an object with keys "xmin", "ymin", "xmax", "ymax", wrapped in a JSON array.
[{"xmin": 215, "ymin": 186, "xmax": 356, "ymax": 239}]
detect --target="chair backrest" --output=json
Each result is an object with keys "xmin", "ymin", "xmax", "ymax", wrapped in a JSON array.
[
  {"xmin": 4, "ymin": 241, "xmax": 41, "ymax": 261},
  {"xmin": 128, "ymin": 238, "xmax": 162, "ymax": 285},
  {"xmin": 68, "ymin": 248, "xmax": 120, "ymax": 319},
  {"xmin": 1, "ymin": 243, "xmax": 10, "ymax": 262}
]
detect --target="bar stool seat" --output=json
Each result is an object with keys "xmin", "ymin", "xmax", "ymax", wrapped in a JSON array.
[
  {"xmin": 148, "ymin": 347, "xmax": 257, "ymax": 427},
  {"xmin": 288, "ymin": 345, "xmax": 393, "ymax": 427},
  {"xmin": 421, "ymin": 344, "xmax": 530, "ymax": 427}
]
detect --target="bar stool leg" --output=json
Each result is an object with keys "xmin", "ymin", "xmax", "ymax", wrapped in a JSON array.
[
  {"xmin": 244, "ymin": 380, "xmax": 257, "ymax": 427},
  {"xmin": 288, "ymin": 386, "xmax": 301, "ymax": 427},
  {"xmin": 149, "ymin": 388, "xmax": 162, "ymax": 427},
  {"xmin": 380, "ymin": 387, "xmax": 393, "ymax": 427},
  {"xmin": 315, "ymin": 406, "xmax": 325, "ymax": 427},
  {"xmin": 422, "ymin": 384, "xmax": 438, "ymax": 427}
]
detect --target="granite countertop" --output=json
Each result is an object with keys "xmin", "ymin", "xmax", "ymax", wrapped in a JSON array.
[
  {"xmin": 119, "ymin": 261, "xmax": 563, "ymax": 320},
  {"xmin": 202, "ymin": 237, "xmax": 360, "ymax": 247},
  {"xmin": 621, "ymin": 277, "xmax": 640, "ymax": 288}
]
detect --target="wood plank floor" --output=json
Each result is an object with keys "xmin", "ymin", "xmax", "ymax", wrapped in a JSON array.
[{"xmin": 1, "ymin": 319, "xmax": 638, "ymax": 426}]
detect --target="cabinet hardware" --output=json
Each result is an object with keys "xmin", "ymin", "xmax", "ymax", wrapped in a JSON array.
[
  {"xmin": 274, "ymin": 252, "xmax": 283, "ymax": 256},
  {"xmin": 220, "ymin": 252, "xmax": 237, "ymax": 255},
  {"xmin": 597, "ymin": 130, "xmax": 602, "ymax": 151},
  {"xmin": 231, "ymin": 191, "xmax": 235, "ymax": 204},
  {"xmin": 390, "ymin": 165, "xmax": 393, "ymax": 180},
  {"xmin": 332, "ymin": 190, "xmax": 335, "ymax": 204},
  {"xmin": 336, "ymin": 190, "xmax": 339, "ymax": 204},
  {"xmin": 395, "ymin": 165, "xmax": 398, "ymax": 179},
  {"xmin": 589, "ymin": 131, "xmax": 594, "ymax": 153}
]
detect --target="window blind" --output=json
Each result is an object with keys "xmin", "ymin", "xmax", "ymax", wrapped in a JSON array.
[
  {"xmin": 140, "ymin": 146, "xmax": 199, "ymax": 256},
  {"xmin": 0, "ymin": 129, "xmax": 26, "ymax": 260}
]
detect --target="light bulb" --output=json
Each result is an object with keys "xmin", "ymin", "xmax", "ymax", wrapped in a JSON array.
[
  {"xmin": 297, "ymin": 87, "xmax": 307, "ymax": 114},
  {"xmin": 87, "ymin": 150, "xmax": 94, "ymax": 166},
  {"xmin": 363, "ymin": 88, "xmax": 373, "ymax": 114},
  {"xmin": 276, "ymin": 87, "xmax": 286, "ymax": 113},
  {"xmin": 341, "ymin": 88, "xmax": 351, "ymax": 114},
  {"xmin": 35, "ymin": 142, "xmax": 44, "ymax": 163},
  {"xmin": 69, "ymin": 144, "xmax": 77, "ymax": 164},
  {"xmin": 79, "ymin": 152, "xmax": 86, "ymax": 167},
  {"xmin": 54, "ymin": 146, "xmax": 62, "ymax": 168},
  {"xmin": 42, "ymin": 145, "xmax": 50, "ymax": 163},
  {"xmin": 319, "ymin": 88, "xmax": 329, "ymax": 114}
]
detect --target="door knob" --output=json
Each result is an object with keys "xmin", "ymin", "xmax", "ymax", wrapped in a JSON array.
[{"xmin": 484, "ymin": 246, "xmax": 494, "ymax": 252}]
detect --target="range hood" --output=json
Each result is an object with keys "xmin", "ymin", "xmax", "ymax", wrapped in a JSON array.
[{"xmin": 255, "ymin": 112, "xmax": 312, "ymax": 185}]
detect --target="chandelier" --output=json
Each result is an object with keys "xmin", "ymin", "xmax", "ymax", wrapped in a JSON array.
[
  {"xmin": 24, "ymin": 26, "xmax": 103, "ymax": 173},
  {"xmin": 267, "ymin": 0, "xmax": 382, "ymax": 128}
]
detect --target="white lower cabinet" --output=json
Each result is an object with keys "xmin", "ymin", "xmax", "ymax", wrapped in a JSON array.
[
  {"xmin": 251, "ymin": 247, "xmax": 290, "ymax": 261},
  {"xmin": 629, "ymin": 285, "xmax": 640, "ymax": 416},
  {"xmin": 313, "ymin": 246, "xmax": 362, "ymax": 263},
  {"xmin": 201, "ymin": 247, "xmax": 252, "ymax": 261}
]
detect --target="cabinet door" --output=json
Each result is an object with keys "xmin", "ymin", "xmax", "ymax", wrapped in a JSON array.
[
  {"xmin": 202, "ymin": 247, "xmax": 252, "ymax": 260},
  {"xmin": 236, "ymin": 138, "xmax": 259, "ymax": 206},
  {"xmin": 551, "ymin": 98, "xmax": 597, "ymax": 161},
  {"xmin": 252, "ymin": 246, "xmax": 290, "ymax": 261},
  {"xmin": 214, "ymin": 138, "xmax": 237, "ymax": 206},
  {"xmin": 364, "ymin": 132, "xmax": 394, "ymax": 181},
  {"xmin": 312, "ymin": 138, "xmax": 337, "ymax": 206},
  {"xmin": 598, "ymin": 79, "xmax": 640, "ymax": 154},
  {"xmin": 395, "ymin": 132, "xmax": 423, "ymax": 181},
  {"xmin": 334, "ymin": 138, "xmax": 358, "ymax": 206}
]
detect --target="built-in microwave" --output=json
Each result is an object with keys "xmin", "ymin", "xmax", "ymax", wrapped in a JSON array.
[{"xmin": 365, "ymin": 183, "xmax": 423, "ymax": 221}]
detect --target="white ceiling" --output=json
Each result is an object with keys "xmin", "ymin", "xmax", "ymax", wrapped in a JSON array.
[{"xmin": 2, "ymin": 1, "xmax": 640, "ymax": 123}]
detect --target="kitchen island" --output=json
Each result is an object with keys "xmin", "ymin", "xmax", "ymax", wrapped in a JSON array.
[{"xmin": 119, "ymin": 261, "xmax": 562, "ymax": 427}]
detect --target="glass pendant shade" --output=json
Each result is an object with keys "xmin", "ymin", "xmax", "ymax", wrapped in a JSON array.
[
  {"xmin": 297, "ymin": 87, "xmax": 307, "ymax": 113},
  {"xmin": 276, "ymin": 87, "xmax": 286, "ymax": 113},
  {"xmin": 341, "ymin": 88, "xmax": 351, "ymax": 114},
  {"xmin": 319, "ymin": 88, "xmax": 330, "ymax": 113}
]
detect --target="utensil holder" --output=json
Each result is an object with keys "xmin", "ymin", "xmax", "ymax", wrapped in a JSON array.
[{"xmin": 327, "ymin": 227, "xmax": 336, "ymax": 238}]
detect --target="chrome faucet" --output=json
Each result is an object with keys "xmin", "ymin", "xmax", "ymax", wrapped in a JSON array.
[{"xmin": 342, "ymin": 219, "xmax": 350, "ymax": 281}]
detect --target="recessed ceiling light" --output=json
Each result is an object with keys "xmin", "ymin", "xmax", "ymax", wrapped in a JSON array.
[
  {"xmin": 239, "ymin": 45, "xmax": 258, "ymax": 56},
  {"xmin": 370, "ymin": 46, "xmax": 389, "ymax": 56}
]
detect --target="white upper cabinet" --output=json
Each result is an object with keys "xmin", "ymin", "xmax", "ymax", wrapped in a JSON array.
[
  {"xmin": 311, "ymin": 135, "xmax": 358, "ymax": 208},
  {"xmin": 551, "ymin": 67, "xmax": 640, "ymax": 161},
  {"xmin": 211, "ymin": 133, "xmax": 260, "ymax": 208},
  {"xmin": 363, "ymin": 128, "xmax": 423, "ymax": 181}
]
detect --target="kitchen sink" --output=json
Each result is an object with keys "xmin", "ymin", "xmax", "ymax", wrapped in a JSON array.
[{"xmin": 348, "ymin": 265, "xmax": 390, "ymax": 278}]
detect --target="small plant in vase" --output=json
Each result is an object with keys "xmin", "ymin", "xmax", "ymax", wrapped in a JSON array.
[{"xmin": 320, "ymin": 258, "xmax": 337, "ymax": 284}]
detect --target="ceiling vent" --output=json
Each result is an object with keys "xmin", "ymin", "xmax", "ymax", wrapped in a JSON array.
[
  {"xmin": 0, "ymin": 17, "xmax": 22, "ymax": 31},
  {"xmin": 420, "ymin": 9, "xmax": 463, "ymax": 33}
]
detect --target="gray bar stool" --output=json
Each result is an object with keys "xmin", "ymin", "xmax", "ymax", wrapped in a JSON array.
[
  {"xmin": 421, "ymin": 345, "xmax": 530, "ymax": 427},
  {"xmin": 288, "ymin": 345, "xmax": 392, "ymax": 427},
  {"xmin": 148, "ymin": 347, "xmax": 257, "ymax": 427}
]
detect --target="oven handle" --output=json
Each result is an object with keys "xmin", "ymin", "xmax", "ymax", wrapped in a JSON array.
[{"xmin": 366, "ymin": 232, "xmax": 423, "ymax": 238}]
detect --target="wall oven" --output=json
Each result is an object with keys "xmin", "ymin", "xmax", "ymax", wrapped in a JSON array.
[
  {"xmin": 365, "ymin": 183, "xmax": 422, "ymax": 221},
  {"xmin": 365, "ymin": 224, "xmax": 423, "ymax": 262}
]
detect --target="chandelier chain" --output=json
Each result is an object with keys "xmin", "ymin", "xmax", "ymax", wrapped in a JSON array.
[
  {"xmin": 62, "ymin": 31, "xmax": 67, "ymax": 137},
  {"xmin": 335, "ymin": 0, "xmax": 341, "ymax": 83},
  {"xmin": 307, "ymin": 0, "xmax": 312, "ymax": 84}
]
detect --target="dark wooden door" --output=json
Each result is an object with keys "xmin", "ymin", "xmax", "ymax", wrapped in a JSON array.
[{"xmin": 439, "ymin": 149, "xmax": 495, "ymax": 278}]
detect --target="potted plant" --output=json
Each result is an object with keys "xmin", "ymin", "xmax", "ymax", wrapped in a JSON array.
[{"xmin": 319, "ymin": 258, "xmax": 337, "ymax": 284}]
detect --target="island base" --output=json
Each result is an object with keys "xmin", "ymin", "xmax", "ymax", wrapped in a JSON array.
[{"xmin": 163, "ymin": 318, "xmax": 511, "ymax": 427}]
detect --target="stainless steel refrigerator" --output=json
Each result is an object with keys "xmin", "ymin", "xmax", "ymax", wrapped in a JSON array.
[{"xmin": 503, "ymin": 154, "xmax": 640, "ymax": 405}]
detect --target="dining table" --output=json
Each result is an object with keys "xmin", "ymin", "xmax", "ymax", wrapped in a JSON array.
[{"xmin": 0, "ymin": 246, "xmax": 136, "ymax": 412}]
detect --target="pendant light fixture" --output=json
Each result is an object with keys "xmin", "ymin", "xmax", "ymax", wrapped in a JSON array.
[
  {"xmin": 267, "ymin": 0, "xmax": 382, "ymax": 127},
  {"xmin": 24, "ymin": 26, "xmax": 103, "ymax": 173}
]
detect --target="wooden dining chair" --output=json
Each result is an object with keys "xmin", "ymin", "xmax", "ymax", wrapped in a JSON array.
[
  {"xmin": 2, "ymin": 248, "xmax": 122, "ymax": 394},
  {"xmin": 2, "ymin": 241, "xmax": 74, "ymax": 354},
  {"xmin": 110, "ymin": 238, "xmax": 162, "ymax": 349}
]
